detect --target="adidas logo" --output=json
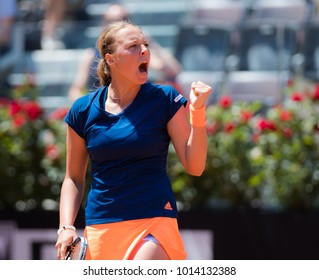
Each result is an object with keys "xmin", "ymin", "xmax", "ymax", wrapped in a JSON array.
[
  {"xmin": 174, "ymin": 94, "xmax": 183, "ymax": 103},
  {"xmin": 164, "ymin": 202, "xmax": 173, "ymax": 211}
]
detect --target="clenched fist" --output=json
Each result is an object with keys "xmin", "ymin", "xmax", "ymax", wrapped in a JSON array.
[{"xmin": 189, "ymin": 81, "xmax": 213, "ymax": 109}]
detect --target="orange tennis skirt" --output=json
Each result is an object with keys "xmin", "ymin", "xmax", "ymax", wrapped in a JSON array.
[{"xmin": 83, "ymin": 217, "xmax": 187, "ymax": 260}]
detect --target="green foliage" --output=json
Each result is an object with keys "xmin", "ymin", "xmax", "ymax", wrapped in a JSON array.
[
  {"xmin": 169, "ymin": 79, "xmax": 319, "ymax": 211},
  {"xmin": 0, "ymin": 78, "xmax": 69, "ymax": 211}
]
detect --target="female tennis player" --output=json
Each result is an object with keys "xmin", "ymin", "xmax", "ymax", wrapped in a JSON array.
[{"xmin": 55, "ymin": 21, "xmax": 212, "ymax": 260}]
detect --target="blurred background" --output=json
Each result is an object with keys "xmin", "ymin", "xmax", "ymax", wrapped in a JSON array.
[{"xmin": 2, "ymin": 0, "xmax": 319, "ymax": 260}]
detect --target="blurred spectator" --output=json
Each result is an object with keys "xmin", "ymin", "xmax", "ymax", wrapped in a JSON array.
[
  {"xmin": 68, "ymin": 2, "xmax": 182, "ymax": 101},
  {"xmin": 0, "ymin": 0, "xmax": 17, "ymax": 54},
  {"xmin": 17, "ymin": 0, "xmax": 43, "ymax": 50},
  {"xmin": 40, "ymin": 0, "xmax": 66, "ymax": 49},
  {"xmin": 0, "ymin": 0, "xmax": 18, "ymax": 97},
  {"xmin": 40, "ymin": 0, "xmax": 88, "ymax": 49},
  {"xmin": 18, "ymin": 0, "xmax": 88, "ymax": 50}
]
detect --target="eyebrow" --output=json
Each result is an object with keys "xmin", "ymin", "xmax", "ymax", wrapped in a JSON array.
[
  {"xmin": 125, "ymin": 37, "xmax": 149, "ymax": 45},
  {"xmin": 127, "ymin": 35, "xmax": 146, "ymax": 41}
]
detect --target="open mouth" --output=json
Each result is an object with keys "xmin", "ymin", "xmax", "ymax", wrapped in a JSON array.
[{"xmin": 138, "ymin": 63, "xmax": 148, "ymax": 74}]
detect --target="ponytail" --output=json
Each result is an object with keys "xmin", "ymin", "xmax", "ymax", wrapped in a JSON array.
[{"xmin": 97, "ymin": 59, "xmax": 111, "ymax": 86}]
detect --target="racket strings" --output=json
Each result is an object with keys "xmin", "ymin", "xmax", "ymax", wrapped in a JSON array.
[
  {"xmin": 65, "ymin": 237, "xmax": 87, "ymax": 260},
  {"xmin": 71, "ymin": 243, "xmax": 82, "ymax": 260}
]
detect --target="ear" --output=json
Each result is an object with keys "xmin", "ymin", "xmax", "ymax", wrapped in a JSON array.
[{"xmin": 105, "ymin": 53, "xmax": 116, "ymax": 65}]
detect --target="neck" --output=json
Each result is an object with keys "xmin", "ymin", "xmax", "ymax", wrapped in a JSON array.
[
  {"xmin": 107, "ymin": 83, "xmax": 140, "ymax": 102},
  {"xmin": 108, "ymin": 94, "xmax": 127, "ymax": 101}
]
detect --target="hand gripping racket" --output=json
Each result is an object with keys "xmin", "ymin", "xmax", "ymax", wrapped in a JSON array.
[{"xmin": 65, "ymin": 236, "xmax": 88, "ymax": 260}]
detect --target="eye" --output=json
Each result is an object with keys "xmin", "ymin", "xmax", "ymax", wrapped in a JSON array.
[{"xmin": 129, "ymin": 44, "xmax": 137, "ymax": 49}]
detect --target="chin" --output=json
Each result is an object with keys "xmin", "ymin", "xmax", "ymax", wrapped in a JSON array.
[{"xmin": 137, "ymin": 75, "xmax": 148, "ymax": 84}]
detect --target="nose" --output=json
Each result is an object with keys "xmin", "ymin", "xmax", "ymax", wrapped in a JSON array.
[{"xmin": 141, "ymin": 44, "xmax": 149, "ymax": 55}]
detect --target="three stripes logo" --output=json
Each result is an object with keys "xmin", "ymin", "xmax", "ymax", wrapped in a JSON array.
[
  {"xmin": 174, "ymin": 94, "xmax": 183, "ymax": 103},
  {"xmin": 164, "ymin": 202, "xmax": 173, "ymax": 211}
]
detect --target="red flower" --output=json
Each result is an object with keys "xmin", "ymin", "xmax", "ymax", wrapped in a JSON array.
[
  {"xmin": 290, "ymin": 92, "xmax": 304, "ymax": 102},
  {"xmin": 312, "ymin": 84, "xmax": 319, "ymax": 100},
  {"xmin": 224, "ymin": 121, "xmax": 235, "ymax": 133},
  {"xmin": 280, "ymin": 110, "xmax": 292, "ymax": 122},
  {"xmin": 12, "ymin": 113, "xmax": 26, "ymax": 128},
  {"xmin": 266, "ymin": 120, "xmax": 276, "ymax": 131},
  {"xmin": 9, "ymin": 100, "xmax": 22, "ymax": 116},
  {"xmin": 283, "ymin": 127, "xmax": 293, "ymax": 138},
  {"xmin": 23, "ymin": 101, "xmax": 43, "ymax": 120},
  {"xmin": 240, "ymin": 110, "xmax": 253, "ymax": 123},
  {"xmin": 218, "ymin": 96, "xmax": 232, "ymax": 109},
  {"xmin": 256, "ymin": 118, "xmax": 276, "ymax": 132},
  {"xmin": 256, "ymin": 118, "xmax": 268, "ymax": 131},
  {"xmin": 206, "ymin": 123, "xmax": 218, "ymax": 135},
  {"xmin": 46, "ymin": 144, "xmax": 60, "ymax": 160}
]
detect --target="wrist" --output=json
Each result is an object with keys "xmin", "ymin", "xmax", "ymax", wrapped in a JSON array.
[
  {"xmin": 189, "ymin": 104, "xmax": 206, "ymax": 127},
  {"xmin": 189, "ymin": 103, "xmax": 205, "ymax": 110},
  {"xmin": 57, "ymin": 225, "xmax": 76, "ymax": 235}
]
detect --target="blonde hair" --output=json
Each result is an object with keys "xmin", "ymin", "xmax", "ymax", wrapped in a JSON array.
[{"xmin": 96, "ymin": 21, "xmax": 140, "ymax": 86}]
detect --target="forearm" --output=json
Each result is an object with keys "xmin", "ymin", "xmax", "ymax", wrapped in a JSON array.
[
  {"xmin": 185, "ymin": 126, "xmax": 208, "ymax": 176},
  {"xmin": 59, "ymin": 177, "xmax": 84, "ymax": 227},
  {"xmin": 169, "ymin": 106, "xmax": 208, "ymax": 176},
  {"xmin": 186, "ymin": 103, "xmax": 208, "ymax": 175}
]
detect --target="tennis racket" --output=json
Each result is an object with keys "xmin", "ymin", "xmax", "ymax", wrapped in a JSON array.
[{"xmin": 65, "ymin": 236, "xmax": 88, "ymax": 260}]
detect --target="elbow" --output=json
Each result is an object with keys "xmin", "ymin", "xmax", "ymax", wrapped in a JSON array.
[
  {"xmin": 187, "ymin": 166, "xmax": 205, "ymax": 177},
  {"xmin": 182, "ymin": 155, "xmax": 207, "ymax": 176},
  {"xmin": 189, "ymin": 171, "xmax": 204, "ymax": 177}
]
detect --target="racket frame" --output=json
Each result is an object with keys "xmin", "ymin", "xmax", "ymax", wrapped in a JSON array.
[{"xmin": 65, "ymin": 236, "xmax": 88, "ymax": 260}]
